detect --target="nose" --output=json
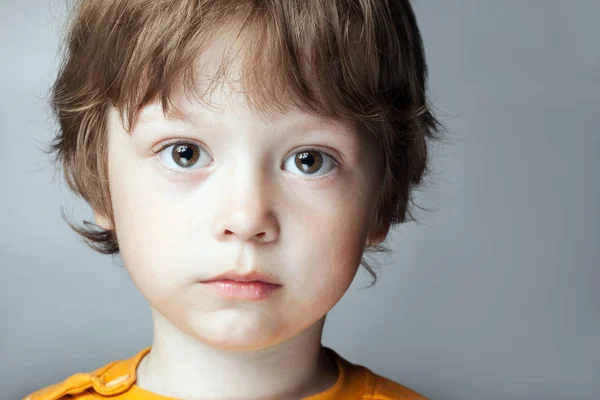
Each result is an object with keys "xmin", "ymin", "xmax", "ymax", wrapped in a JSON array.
[{"xmin": 211, "ymin": 168, "xmax": 280, "ymax": 244}]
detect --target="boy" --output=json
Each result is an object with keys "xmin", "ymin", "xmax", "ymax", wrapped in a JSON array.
[{"xmin": 26, "ymin": 0, "xmax": 440, "ymax": 398}]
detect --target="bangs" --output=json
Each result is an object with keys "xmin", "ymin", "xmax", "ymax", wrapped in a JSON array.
[{"xmin": 97, "ymin": 0, "xmax": 393, "ymax": 135}]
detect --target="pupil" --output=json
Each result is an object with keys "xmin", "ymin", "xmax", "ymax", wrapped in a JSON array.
[
  {"xmin": 299, "ymin": 153, "xmax": 314, "ymax": 165},
  {"xmin": 177, "ymin": 145, "xmax": 193, "ymax": 160}
]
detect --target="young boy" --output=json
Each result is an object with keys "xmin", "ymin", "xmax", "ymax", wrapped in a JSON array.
[{"xmin": 25, "ymin": 0, "xmax": 439, "ymax": 399}]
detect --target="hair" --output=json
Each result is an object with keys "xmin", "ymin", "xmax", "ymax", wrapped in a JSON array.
[{"xmin": 46, "ymin": 0, "xmax": 442, "ymax": 287}]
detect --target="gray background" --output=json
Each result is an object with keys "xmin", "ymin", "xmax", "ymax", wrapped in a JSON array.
[{"xmin": 1, "ymin": 1, "xmax": 599, "ymax": 399}]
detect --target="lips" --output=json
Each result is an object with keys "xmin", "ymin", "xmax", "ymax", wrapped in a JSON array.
[
  {"xmin": 200, "ymin": 270, "xmax": 282, "ymax": 301},
  {"xmin": 201, "ymin": 280, "xmax": 281, "ymax": 300},
  {"xmin": 201, "ymin": 270, "xmax": 279, "ymax": 285}
]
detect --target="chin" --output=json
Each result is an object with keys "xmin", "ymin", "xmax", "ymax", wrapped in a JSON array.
[{"xmin": 183, "ymin": 314, "xmax": 285, "ymax": 349}]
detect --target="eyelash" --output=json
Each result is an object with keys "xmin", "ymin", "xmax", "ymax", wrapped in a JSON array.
[{"xmin": 152, "ymin": 139, "xmax": 339, "ymax": 183}]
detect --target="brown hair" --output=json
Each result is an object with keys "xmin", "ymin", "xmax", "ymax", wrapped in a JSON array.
[{"xmin": 46, "ymin": 0, "xmax": 442, "ymax": 286}]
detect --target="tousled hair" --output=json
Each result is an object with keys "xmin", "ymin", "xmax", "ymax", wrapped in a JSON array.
[{"xmin": 47, "ymin": 0, "xmax": 442, "ymax": 286}]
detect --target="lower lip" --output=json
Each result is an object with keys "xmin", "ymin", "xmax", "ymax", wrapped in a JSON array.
[{"xmin": 201, "ymin": 280, "xmax": 281, "ymax": 300}]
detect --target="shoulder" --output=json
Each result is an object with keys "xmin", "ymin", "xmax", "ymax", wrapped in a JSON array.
[
  {"xmin": 367, "ymin": 372, "xmax": 428, "ymax": 400},
  {"xmin": 22, "ymin": 348, "xmax": 150, "ymax": 400},
  {"xmin": 22, "ymin": 371, "xmax": 106, "ymax": 400},
  {"xmin": 328, "ymin": 347, "xmax": 427, "ymax": 400}
]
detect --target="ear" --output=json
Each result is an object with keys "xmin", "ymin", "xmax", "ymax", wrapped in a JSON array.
[{"xmin": 92, "ymin": 209, "xmax": 113, "ymax": 231}]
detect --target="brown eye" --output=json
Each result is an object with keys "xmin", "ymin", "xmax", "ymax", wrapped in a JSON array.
[
  {"xmin": 295, "ymin": 150, "xmax": 323, "ymax": 174},
  {"xmin": 157, "ymin": 141, "xmax": 213, "ymax": 171},
  {"xmin": 283, "ymin": 148, "xmax": 336, "ymax": 177},
  {"xmin": 172, "ymin": 143, "xmax": 200, "ymax": 167}
]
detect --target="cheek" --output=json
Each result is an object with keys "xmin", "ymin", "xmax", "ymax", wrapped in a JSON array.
[
  {"xmin": 285, "ymin": 190, "xmax": 373, "ymax": 304},
  {"xmin": 108, "ymin": 163, "xmax": 190, "ymax": 296}
]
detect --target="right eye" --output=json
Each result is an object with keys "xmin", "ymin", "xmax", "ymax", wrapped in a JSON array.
[{"xmin": 156, "ymin": 141, "xmax": 213, "ymax": 172}]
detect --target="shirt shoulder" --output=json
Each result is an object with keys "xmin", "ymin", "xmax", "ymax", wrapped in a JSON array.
[
  {"xmin": 327, "ymin": 348, "xmax": 426, "ymax": 400},
  {"xmin": 22, "ymin": 371, "xmax": 113, "ymax": 400},
  {"xmin": 22, "ymin": 348, "xmax": 151, "ymax": 400},
  {"xmin": 368, "ymin": 372, "xmax": 427, "ymax": 400}
]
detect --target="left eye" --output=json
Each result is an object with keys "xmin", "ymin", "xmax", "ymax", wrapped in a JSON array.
[{"xmin": 282, "ymin": 149, "xmax": 337, "ymax": 177}]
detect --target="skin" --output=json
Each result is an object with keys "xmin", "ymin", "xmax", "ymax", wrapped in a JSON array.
[{"xmin": 94, "ymin": 31, "xmax": 388, "ymax": 400}]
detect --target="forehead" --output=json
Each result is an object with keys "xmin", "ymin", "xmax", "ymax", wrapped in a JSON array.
[
  {"xmin": 136, "ymin": 57, "xmax": 347, "ymax": 134},
  {"xmin": 128, "ymin": 24, "xmax": 358, "ymax": 139}
]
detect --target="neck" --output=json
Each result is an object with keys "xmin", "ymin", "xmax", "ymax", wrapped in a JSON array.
[{"xmin": 135, "ymin": 307, "xmax": 339, "ymax": 399}]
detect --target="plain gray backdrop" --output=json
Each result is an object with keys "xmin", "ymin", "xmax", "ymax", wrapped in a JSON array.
[{"xmin": 1, "ymin": 1, "xmax": 599, "ymax": 399}]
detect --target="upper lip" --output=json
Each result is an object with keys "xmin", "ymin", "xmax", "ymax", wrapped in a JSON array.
[{"xmin": 201, "ymin": 270, "xmax": 280, "ymax": 285}]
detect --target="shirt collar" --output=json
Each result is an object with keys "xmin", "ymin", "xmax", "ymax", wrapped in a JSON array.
[{"xmin": 89, "ymin": 346, "xmax": 366, "ymax": 399}]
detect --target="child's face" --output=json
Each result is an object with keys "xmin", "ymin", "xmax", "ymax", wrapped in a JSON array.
[{"xmin": 97, "ymin": 39, "xmax": 385, "ymax": 350}]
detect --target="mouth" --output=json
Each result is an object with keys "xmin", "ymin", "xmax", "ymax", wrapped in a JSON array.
[
  {"xmin": 202, "ymin": 280, "xmax": 281, "ymax": 300},
  {"xmin": 200, "ymin": 270, "xmax": 280, "ymax": 285},
  {"xmin": 200, "ymin": 272, "xmax": 282, "ymax": 300}
]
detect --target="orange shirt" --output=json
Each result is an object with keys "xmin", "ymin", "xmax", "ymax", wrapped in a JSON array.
[{"xmin": 23, "ymin": 347, "xmax": 426, "ymax": 400}]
